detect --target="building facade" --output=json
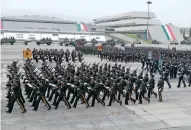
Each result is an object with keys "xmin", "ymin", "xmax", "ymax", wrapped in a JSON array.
[
  {"xmin": 1, "ymin": 15, "xmax": 79, "ymax": 32},
  {"xmin": 93, "ymin": 11, "xmax": 183, "ymax": 43},
  {"xmin": 0, "ymin": 15, "xmax": 106, "ymax": 42}
]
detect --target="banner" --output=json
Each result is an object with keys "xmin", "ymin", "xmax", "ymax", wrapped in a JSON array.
[{"xmin": 23, "ymin": 49, "xmax": 32, "ymax": 59}]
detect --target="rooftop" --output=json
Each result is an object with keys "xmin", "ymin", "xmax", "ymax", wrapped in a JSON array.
[
  {"xmin": 93, "ymin": 11, "xmax": 156, "ymax": 22},
  {"xmin": 1, "ymin": 15, "xmax": 77, "ymax": 24}
]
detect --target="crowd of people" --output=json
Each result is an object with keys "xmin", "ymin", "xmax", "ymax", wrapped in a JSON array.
[{"xmin": 4, "ymin": 46, "xmax": 191, "ymax": 114}]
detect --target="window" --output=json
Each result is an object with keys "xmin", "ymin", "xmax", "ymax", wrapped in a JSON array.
[
  {"xmin": 52, "ymin": 34, "xmax": 58, "ymax": 36},
  {"xmin": 80, "ymin": 36, "xmax": 85, "ymax": 38},
  {"xmin": 38, "ymin": 28, "xmax": 46, "ymax": 29},
  {"xmin": 28, "ymin": 37, "xmax": 35, "ymax": 40},
  {"xmin": 91, "ymin": 28, "xmax": 96, "ymax": 31},
  {"xmin": 105, "ymin": 29, "xmax": 115, "ymax": 31},
  {"xmin": 24, "ymin": 27, "xmax": 33, "ymax": 29},
  {"xmin": 16, "ymin": 34, "xmax": 23, "ymax": 38},
  {"xmin": 96, "ymin": 37, "xmax": 100, "ymax": 39},
  {"xmin": 52, "ymin": 28, "xmax": 60, "ymax": 31}
]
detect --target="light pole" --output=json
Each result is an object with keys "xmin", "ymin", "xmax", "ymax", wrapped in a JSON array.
[{"xmin": 146, "ymin": 1, "xmax": 152, "ymax": 40}]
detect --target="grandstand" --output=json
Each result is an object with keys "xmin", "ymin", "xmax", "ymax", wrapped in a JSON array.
[
  {"xmin": 93, "ymin": 11, "xmax": 184, "ymax": 44},
  {"xmin": 0, "ymin": 15, "xmax": 106, "ymax": 42}
]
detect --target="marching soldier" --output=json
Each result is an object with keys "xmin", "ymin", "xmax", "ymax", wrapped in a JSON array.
[
  {"xmin": 33, "ymin": 82, "xmax": 51, "ymax": 111},
  {"xmin": 139, "ymin": 78, "xmax": 149, "ymax": 104},
  {"xmin": 6, "ymin": 82, "xmax": 27, "ymax": 113},
  {"xmin": 125, "ymin": 79, "xmax": 136, "ymax": 105},
  {"xmin": 157, "ymin": 77, "xmax": 164, "ymax": 102},
  {"xmin": 147, "ymin": 75, "xmax": 157, "ymax": 99},
  {"xmin": 177, "ymin": 68, "xmax": 186, "ymax": 88}
]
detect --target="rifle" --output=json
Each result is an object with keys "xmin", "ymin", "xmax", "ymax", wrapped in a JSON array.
[{"xmin": 96, "ymin": 62, "xmax": 100, "ymax": 66}]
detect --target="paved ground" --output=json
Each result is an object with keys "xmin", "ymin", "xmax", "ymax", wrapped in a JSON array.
[{"xmin": 1, "ymin": 44, "xmax": 191, "ymax": 130}]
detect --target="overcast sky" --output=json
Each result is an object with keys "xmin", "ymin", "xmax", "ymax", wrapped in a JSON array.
[{"xmin": 1, "ymin": 0, "xmax": 191, "ymax": 27}]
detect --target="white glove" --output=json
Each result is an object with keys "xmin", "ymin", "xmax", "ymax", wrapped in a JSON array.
[{"xmin": 67, "ymin": 83, "xmax": 71, "ymax": 86}]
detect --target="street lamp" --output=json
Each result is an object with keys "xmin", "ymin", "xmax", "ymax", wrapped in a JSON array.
[{"xmin": 146, "ymin": 1, "xmax": 152, "ymax": 40}]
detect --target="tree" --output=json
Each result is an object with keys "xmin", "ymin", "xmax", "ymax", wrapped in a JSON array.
[{"xmin": 189, "ymin": 28, "xmax": 191, "ymax": 37}]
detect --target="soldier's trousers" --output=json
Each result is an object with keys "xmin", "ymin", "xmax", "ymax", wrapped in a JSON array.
[
  {"xmin": 141, "ymin": 62, "xmax": 145, "ymax": 69},
  {"xmin": 73, "ymin": 92, "xmax": 89, "ymax": 108},
  {"xmin": 70, "ymin": 88, "xmax": 79, "ymax": 104},
  {"xmin": 34, "ymin": 95, "xmax": 51, "ymax": 111},
  {"xmin": 31, "ymin": 93, "xmax": 38, "ymax": 107},
  {"xmin": 133, "ymin": 88, "xmax": 139, "ymax": 100},
  {"xmin": 55, "ymin": 94, "xmax": 71, "ymax": 109},
  {"xmin": 20, "ymin": 93, "xmax": 25, "ymax": 103},
  {"xmin": 7, "ymin": 97, "xmax": 26, "ymax": 113},
  {"xmin": 125, "ymin": 91, "xmax": 136, "ymax": 105},
  {"xmin": 174, "ymin": 70, "xmax": 177, "ymax": 78},
  {"xmin": 46, "ymin": 85, "xmax": 52, "ymax": 98},
  {"xmin": 177, "ymin": 77, "xmax": 186, "ymax": 87},
  {"xmin": 164, "ymin": 79, "xmax": 171, "ymax": 88},
  {"xmin": 148, "ymin": 88, "xmax": 157, "ymax": 98},
  {"xmin": 101, "ymin": 88, "xmax": 110, "ymax": 102},
  {"xmin": 158, "ymin": 87, "xmax": 163, "ymax": 102},
  {"xmin": 108, "ymin": 91, "xmax": 122, "ymax": 106},
  {"xmin": 87, "ymin": 90, "xmax": 104, "ymax": 107},
  {"xmin": 67, "ymin": 88, "xmax": 74, "ymax": 101},
  {"xmin": 139, "ymin": 91, "xmax": 148, "ymax": 104},
  {"xmin": 48, "ymin": 88, "xmax": 57, "ymax": 101},
  {"xmin": 52, "ymin": 92, "xmax": 59, "ymax": 106},
  {"xmin": 29, "ymin": 89, "xmax": 37, "ymax": 102}
]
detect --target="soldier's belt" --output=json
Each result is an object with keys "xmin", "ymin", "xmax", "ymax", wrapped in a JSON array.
[
  {"xmin": 87, "ymin": 87, "xmax": 93, "ymax": 90},
  {"xmin": 27, "ymin": 83, "xmax": 33, "ymax": 88},
  {"xmin": 49, "ymin": 83, "xmax": 56, "ymax": 87}
]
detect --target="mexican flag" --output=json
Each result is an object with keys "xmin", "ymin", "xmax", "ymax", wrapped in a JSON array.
[{"xmin": 77, "ymin": 24, "xmax": 88, "ymax": 32}]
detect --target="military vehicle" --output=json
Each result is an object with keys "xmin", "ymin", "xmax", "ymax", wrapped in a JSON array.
[
  {"xmin": 63, "ymin": 37, "xmax": 70, "ymax": 46},
  {"xmin": 103, "ymin": 39, "xmax": 116, "ymax": 46},
  {"xmin": 24, "ymin": 40, "xmax": 33, "ymax": 45},
  {"xmin": 152, "ymin": 40, "xmax": 160, "ymax": 44},
  {"xmin": 1, "ymin": 37, "xmax": 16, "ymax": 45},
  {"xmin": 91, "ymin": 38, "xmax": 98, "ymax": 46},
  {"xmin": 76, "ymin": 38, "xmax": 87, "ymax": 46},
  {"xmin": 36, "ymin": 38, "xmax": 52, "ymax": 45},
  {"xmin": 69, "ymin": 39, "xmax": 76, "ymax": 46}
]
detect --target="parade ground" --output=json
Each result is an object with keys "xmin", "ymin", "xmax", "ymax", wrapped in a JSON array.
[{"xmin": 1, "ymin": 44, "xmax": 191, "ymax": 130}]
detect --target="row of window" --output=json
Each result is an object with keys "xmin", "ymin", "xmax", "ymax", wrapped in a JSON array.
[
  {"xmin": 24, "ymin": 27, "xmax": 60, "ymax": 30},
  {"xmin": 95, "ymin": 17, "xmax": 152, "ymax": 24},
  {"xmin": 15, "ymin": 34, "xmax": 100, "ymax": 39}
]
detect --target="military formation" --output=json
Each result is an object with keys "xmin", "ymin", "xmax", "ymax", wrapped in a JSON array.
[
  {"xmin": 4, "ymin": 46, "xmax": 191, "ymax": 114},
  {"xmin": 76, "ymin": 46, "xmax": 191, "ymax": 87},
  {"xmin": 32, "ymin": 48, "xmax": 84, "ymax": 63}
]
